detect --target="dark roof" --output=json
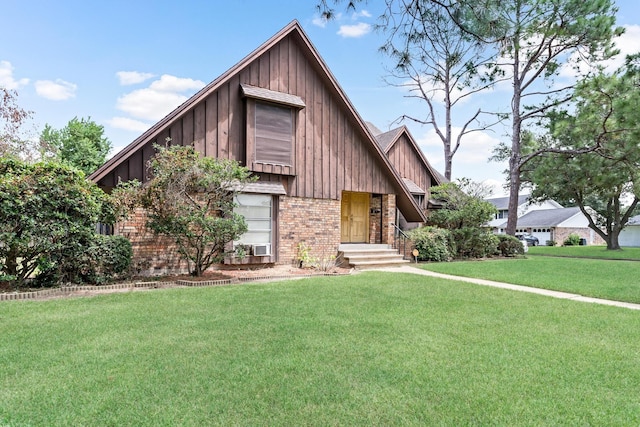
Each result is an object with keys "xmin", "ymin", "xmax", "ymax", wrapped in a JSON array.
[
  {"xmin": 486, "ymin": 195, "xmax": 529, "ymax": 210},
  {"xmin": 497, "ymin": 207, "xmax": 582, "ymax": 228},
  {"xmin": 365, "ymin": 121, "xmax": 383, "ymax": 136},
  {"xmin": 240, "ymin": 84, "xmax": 305, "ymax": 108},
  {"xmin": 374, "ymin": 127, "xmax": 403, "ymax": 152},
  {"xmin": 402, "ymin": 178, "xmax": 425, "ymax": 195}
]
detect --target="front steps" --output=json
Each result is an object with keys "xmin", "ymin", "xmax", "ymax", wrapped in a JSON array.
[{"xmin": 338, "ymin": 244, "xmax": 409, "ymax": 269}]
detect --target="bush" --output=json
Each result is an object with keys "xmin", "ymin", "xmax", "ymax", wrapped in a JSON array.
[
  {"xmin": 497, "ymin": 235, "xmax": 525, "ymax": 257},
  {"xmin": 408, "ymin": 226, "xmax": 453, "ymax": 262},
  {"xmin": 31, "ymin": 234, "xmax": 133, "ymax": 287},
  {"xmin": 88, "ymin": 235, "xmax": 133, "ymax": 284},
  {"xmin": 563, "ymin": 233, "xmax": 582, "ymax": 246},
  {"xmin": 546, "ymin": 240, "xmax": 556, "ymax": 246},
  {"xmin": 451, "ymin": 228, "xmax": 499, "ymax": 259}
]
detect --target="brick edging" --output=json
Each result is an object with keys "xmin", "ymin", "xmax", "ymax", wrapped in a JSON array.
[{"xmin": 0, "ymin": 272, "xmax": 350, "ymax": 302}]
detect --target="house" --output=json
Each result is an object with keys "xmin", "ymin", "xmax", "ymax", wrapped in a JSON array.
[
  {"xmin": 366, "ymin": 123, "xmax": 444, "ymax": 226},
  {"xmin": 619, "ymin": 215, "xmax": 640, "ymax": 247},
  {"xmin": 90, "ymin": 21, "xmax": 438, "ymax": 274},
  {"xmin": 486, "ymin": 195, "xmax": 604, "ymax": 245},
  {"xmin": 487, "ymin": 195, "xmax": 562, "ymax": 230}
]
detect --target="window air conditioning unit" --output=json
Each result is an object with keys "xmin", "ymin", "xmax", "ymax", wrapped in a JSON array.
[{"xmin": 253, "ymin": 244, "xmax": 271, "ymax": 256}]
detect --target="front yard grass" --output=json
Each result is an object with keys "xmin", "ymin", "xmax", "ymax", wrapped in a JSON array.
[
  {"xmin": 2, "ymin": 272, "xmax": 640, "ymax": 425},
  {"xmin": 420, "ymin": 256, "xmax": 640, "ymax": 304},
  {"xmin": 528, "ymin": 245, "xmax": 640, "ymax": 260}
]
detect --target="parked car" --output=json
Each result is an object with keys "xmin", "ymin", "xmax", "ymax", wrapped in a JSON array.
[{"xmin": 516, "ymin": 234, "xmax": 539, "ymax": 246}]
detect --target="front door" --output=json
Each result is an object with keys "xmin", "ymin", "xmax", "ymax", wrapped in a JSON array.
[{"xmin": 341, "ymin": 192, "xmax": 369, "ymax": 243}]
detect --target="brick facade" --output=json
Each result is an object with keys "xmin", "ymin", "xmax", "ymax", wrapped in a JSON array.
[
  {"xmin": 115, "ymin": 208, "xmax": 188, "ymax": 276},
  {"xmin": 552, "ymin": 227, "xmax": 605, "ymax": 246},
  {"xmin": 278, "ymin": 196, "xmax": 341, "ymax": 265},
  {"xmin": 382, "ymin": 194, "xmax": 396, "ymax": 247},
  {"xmin": 369, "ymin": 195, "xmax": 382, "ymax": 244},
  {"xmin": 117, "ymin": 193, "xmax": 400, "ymax": 275}
]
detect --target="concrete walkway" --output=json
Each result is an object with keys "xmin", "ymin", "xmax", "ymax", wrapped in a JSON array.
[{"xmin": 371, "ymin": 265, "xmax": 640, "ymax": 311}]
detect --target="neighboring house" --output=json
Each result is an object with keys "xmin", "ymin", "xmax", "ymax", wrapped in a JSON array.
[
  {"xmin": 619, "ymin": 215, "xmax": 640, "ymax": 247},
  {"xmin": 90, "ymin": 21, "xmax": 436, "ymax": 274},
  {"xmin": 486, "ymin": 195, "xmax": 604, "ymax": 245},
  {"xmin": 487, "ymin": 195, "xmax": 562, "ymax": 230},
  {"xmin": 366, "ymin": 123, "xmax": 444, "ymax": 227}
]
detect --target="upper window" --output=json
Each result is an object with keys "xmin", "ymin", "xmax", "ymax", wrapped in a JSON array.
[
  {"xmin": 255, "ymin": 102, "xmax": 293, "ymax": 166},
  {"xmin": 241, "ymin": 84, "xmax": 304, "ymax": 176}
]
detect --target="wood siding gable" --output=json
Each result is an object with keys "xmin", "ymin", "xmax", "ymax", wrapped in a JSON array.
[{"xmin": 90, "ymin": 21, "xmax": 426, "ymax": 222}]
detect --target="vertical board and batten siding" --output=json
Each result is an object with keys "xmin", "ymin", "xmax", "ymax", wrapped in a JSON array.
[
  {"xmin": 97, "ymin": 32, "xmax": 397, "ymax": 200},
  {"xmin": 386, "ymin": 133, "xmax": 433, "ymax": 205}
]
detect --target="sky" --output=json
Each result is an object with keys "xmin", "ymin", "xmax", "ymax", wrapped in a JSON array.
[{"xmin": 3, "ymin": 0, "xmax": 640, "ymax": 196}]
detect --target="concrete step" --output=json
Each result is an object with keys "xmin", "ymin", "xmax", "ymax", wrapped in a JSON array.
[{"xmin": 338, "ymin": 244, "xmax": 409, "ymax": 269}]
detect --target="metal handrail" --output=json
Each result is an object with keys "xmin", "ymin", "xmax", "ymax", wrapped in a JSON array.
[{"xmin": 391, "ymin": 223, "xmax": 409, "ymax": 260}]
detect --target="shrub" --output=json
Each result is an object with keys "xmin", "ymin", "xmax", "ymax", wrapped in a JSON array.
[
  {"xmin": 87, "ymin": 235, "xmax": 133, "ymax": 284},
  {"xmin": 497, "ymin": 235, "xmax": 525, "ymax": 257},
  {"xmin": 546, "ymin": 240, "xmax": 556, "ymax": 246},
  {"xmin": 408, "ymin": 226, "xmax": 453, "ymax": 262},
  {"xmin": 563, "ymin": 233, "xmax": 582, "ymax": 246},
  {"xmin": 452, "ymin": 228, "xmax": 499, "ymax": 258}
]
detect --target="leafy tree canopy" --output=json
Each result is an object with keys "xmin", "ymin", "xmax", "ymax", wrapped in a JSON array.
[
  {"xmin": 0, "ymin": 88, "xmax": 36, "ymax": 160},
  {"xmin": 525, "ymin": 64, "xmax": 640, "ymax": 249},
  {"xmin": 117, "ymin": 145, "xmax": 255, "ymax": 276},
  {"xmin": 0, "ymin": 157, "xmax": 115, "ymax": 288},
  {"xmin": 41, "ymin": 117, "xmax": 112, "ymax": 176}
]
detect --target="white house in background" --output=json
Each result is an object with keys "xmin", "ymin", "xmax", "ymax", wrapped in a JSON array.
[
  {"xmin": 486, "ymin": 195, "xmax": 605, "ymax": 245},
  {"xmin": 486, "ymin": 195, "xmax": 562, "ymax": 230},
  {"xmin": 619, "ymin": 215, "xmax": 640, "ymax": 247}
]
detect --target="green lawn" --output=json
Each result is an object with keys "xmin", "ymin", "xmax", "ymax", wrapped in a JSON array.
[
  {"xmin": 2, "ymin": 273, "xmax": 640, "ymax": 425},
  {"xmin": 420, "ymin": 256, "xmax": 640, "ymax": 304},
  {"xmin": 528, "ymin": 245, "xmax": 640, "ymax": 260}
]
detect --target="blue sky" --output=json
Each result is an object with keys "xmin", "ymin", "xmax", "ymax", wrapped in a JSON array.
[{"xmin": 3, "ymin": 0, "xmax": 639, "ymax": 194}]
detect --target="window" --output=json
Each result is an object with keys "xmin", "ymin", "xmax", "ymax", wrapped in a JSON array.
[
  {"xmin": 255, "ymin": 102, "xmax": 293, "ymax": 166},
  {"xmin": 496, "ymin": 210, "xmax": 508, "ymax": 219},
  {"xmin": 234, "ymin": 194, "xmax": 272, "ymax": 249}
]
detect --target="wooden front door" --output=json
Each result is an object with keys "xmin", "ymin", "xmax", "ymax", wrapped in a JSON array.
[{"xmin": 341, "ymin": 192, "xmax": 369, "ymax": 243}]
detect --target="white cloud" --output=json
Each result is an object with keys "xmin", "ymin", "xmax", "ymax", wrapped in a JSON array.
[
  {"xmin": 416, "ymin": 127, "xmax": 502, "ymax": 171},
  {"xmin": 107, "ymin": 116, "xmax": 151, "ymax": 132},
  {"xmin": 116, "ymin": 71, "xmax": 156, "ymax": 85},
  {"xmin": 337, "ymin": 22, "xmax": 371, "ymax": 38},
  {"xmin": 352, "ymin": 10, "xmax": 371, "ymax": 19},
  {"xmin": 114, "ymin": 74, "xmax": 205, "ymax": 121},
  {"xmin": 0, "ymin": 60, "xmax": 29, "ymax": 89},
  {"xmin": 149, "ymin": 74, "xmax": 204, "ymax": 92},
  {"xmin": 312, "ymin": 16, "xmax": 327, "ymax": 28},
  {"xmin": 34, "ymin": 79, "xmax": 77, "ymax": 100}
]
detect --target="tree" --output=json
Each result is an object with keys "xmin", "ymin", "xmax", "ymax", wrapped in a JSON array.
[
  {"xmin": 379, "ymin": 2, "xmax": 505, "ymax": 180},
  {"xmin": 0, "ymin": 158, "xmax": 116, "ymax": 288},
  {"xmin": 461, "ymin": 0, "xmax": 621, "ymax": 236},
  {"xmin": 525, "ymin": 68, "xmax": 640, "ymax": 250},
  {"xmin": 133, "ymin": 145, "xmax": 254, "ymax": 276},
  {"xmin": 40, "ymin": 117, "xmax": 112, "ymax": 176},
  {"xmin": 318, "ymin": 2, "xmax": 502, "ymax": 181},
  {"xmin": 0, "ymin": 88, "xmax": 35, "ymax": 160},
  {"xmin": 317, "ymin": 0, "xmax": 622, "ymax": 236},
  {"xmin": 427, "ymin": 180, "xmax": 498, "ymax": 257}
]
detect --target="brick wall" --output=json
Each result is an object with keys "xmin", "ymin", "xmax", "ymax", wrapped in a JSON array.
[
  {"xmin": 117, "ymin": 193, "xmax": 398, "ymax": 274},
  {"xmin": 278, "ymin": 196, "xmax": 341, "ymax": 265},
  {"xmin": 369, "ymin": 195, "xmax": 382, "ymax": 244},
  {"xmin": 553, "ymin": 227, "xmax": 605, "ymax": 246},
  {"xmin": 381, "ymin": 194, "xmax": 396, "ymax": 246},
  {"xmin": 115, "ymin": 208, "xmax": 189, "ymax": 276}
]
